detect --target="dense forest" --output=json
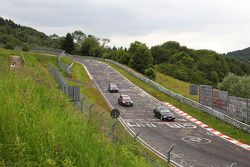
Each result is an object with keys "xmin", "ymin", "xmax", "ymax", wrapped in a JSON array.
[
  {"xmin": 227, "ymin": 47, "xmax": 250, "ymax": 61},
  {"xmin": 150, "ymin": 42, "xmax": 250, "ymax": 86},
  {"xmin": 1, "ymin": 16, "xmax": 250, "ymax": 91},
  {"xmin": 0, "ymin": 17, "xmax": 61, "ymax": 50}
]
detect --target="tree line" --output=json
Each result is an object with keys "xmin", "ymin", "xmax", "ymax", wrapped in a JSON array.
[{"xmin": 0, "ymin": 17, "xmax": 61, "ymax": 50}]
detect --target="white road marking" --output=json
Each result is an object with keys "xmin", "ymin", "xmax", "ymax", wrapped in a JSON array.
[{"xmin": 182, "ymin": 136, "xmax": 212, "ymax": 144}]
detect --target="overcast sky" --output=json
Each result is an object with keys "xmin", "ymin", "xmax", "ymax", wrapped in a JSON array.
[{"xmin": 1, "ymin": 0, "xmax": 250, "ymax": 53}]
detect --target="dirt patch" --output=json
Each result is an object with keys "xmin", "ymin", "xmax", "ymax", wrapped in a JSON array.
[{"xmin": 10, "ymin": 55, "xmax": 23, "ymax": 70}]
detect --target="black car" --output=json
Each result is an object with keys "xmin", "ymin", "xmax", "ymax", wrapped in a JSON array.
[
  {"xmin": 153, "ymin": 106, "xmax": 175, "ymax": 121},
  {"xmin": 118, "ymin": 94, "xmax": 133, "ymax": 107},
  {"xmin": 108, "ymin": 83, "xmax": 119, "ymax": 93}
]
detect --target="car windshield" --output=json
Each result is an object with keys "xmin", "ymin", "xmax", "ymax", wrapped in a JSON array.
[
  {"xmin": 159, "ymin": 108, "xmax": 170, "ymax": 113},
  {"xmin": 122, "ymin": 96, "xmax": 131, "ymax": 100},
  {"xmin": 110, "ymin": 86, "xmax": 117, "ymax": 88}
]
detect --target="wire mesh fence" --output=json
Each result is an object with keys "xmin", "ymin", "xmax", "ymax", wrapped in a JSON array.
[
  {"xmin": 57, "ymin": 56, "xmax": 73, "ymax": 74},
  {"xmin": 49, "ymin": 64, "xmax": 80, "ymax": 102}
]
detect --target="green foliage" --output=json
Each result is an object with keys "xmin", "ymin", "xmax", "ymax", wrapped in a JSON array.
[
  {"xmin": 218, "ymin": 73, "xmax": 250, "ymax": 98},
  {"xmin": 61, "ymin": 33, "xmax": 74, "ymax": 54},
  {"xmin": 227, "ymin": 47, "xmax": 250, "ymax": 61},
  {"xmin": 0, "ymin": 17, "xmax": 61, "ymax": 49},
  {"xmin": 3, "ymin": 42, "xmax": 14, "ymax": 49},
  {"xmin": 210, "ymin": 71, "xmax": 219, "ymax": 86},
  {"xmin": 145, "ymin": 67, "xmax": 156, "ymax": 80},
  {"xmin": 22, "ymin": 44, "xmax": 29, "ymax": 51},
  {"xmin": 128, "ymin": 41, "xmax": 153, "ymax": 74},
  {"xmin": 151, "ymin": 45, "xmax": 171, "ymax": 64},
  {"xmin": 117, "ymin": 50, "xmax": 131, "ymax": 64},
  {"xmin": 80, "ymin": 37, "xmax": 102, "ymax": 57},
  {"xmin": 152, "ymin": 41, "xmax": 250, "ymax": 86}
]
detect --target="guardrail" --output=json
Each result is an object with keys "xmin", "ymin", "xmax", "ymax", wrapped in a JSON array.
[
  {"xmin": 57, "ymin": 56, "xmax": 74, "ymax": 74},
  {"xmin": 49, "ymin": 64, "xmax": 80, "ymax": 102},
  {"xmin": 104, "ymin": 59, "xmax": 250, "ymax": 134}
]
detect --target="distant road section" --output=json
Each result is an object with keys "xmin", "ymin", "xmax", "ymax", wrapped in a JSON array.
[{"xmin": 74, "ymin": 57, "xmax": 250, "ymax": 167}]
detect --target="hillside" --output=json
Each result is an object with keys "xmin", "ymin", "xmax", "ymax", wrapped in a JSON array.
[
  {"xmin": 152, "ymin": 42, "xmax": 250, "ymax": 87},
  {"xmin": 227, "ymin": 47, "xmax": 250, "ymax": 61},
  {"xmin": 0, "ymin": 17, "xmax": 60, "ymax": 50}
]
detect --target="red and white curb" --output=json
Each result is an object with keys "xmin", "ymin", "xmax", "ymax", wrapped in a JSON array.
[{"xmin": 163, "ymin": 102, "xmax": 250, "ymax": 151}]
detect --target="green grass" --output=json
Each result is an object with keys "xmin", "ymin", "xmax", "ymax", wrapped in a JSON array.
[
  {"xmin": 61, "ymin": 56, "xmax": 72, "ymax": 65},
  {"xmin": 155, "ymin": 71, "xmax": 199, "ymax": 101},
  {"xmin": 0, "ymin": 48, "xmax": 156, "ymax": 167},
  {"xmin": 105, "ymin": 61, "xmax": 250, "ymax": 145}
]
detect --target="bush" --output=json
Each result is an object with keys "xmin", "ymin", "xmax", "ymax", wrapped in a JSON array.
[
  {"xmin": 218, "ymin": 73, "xmax": 250, "ymax": 98},
  {"xmin": 22, "ymin": 44, "xmax": 29, "ymax": 51},
  {"xmin": 145, "ymin": 68, "xmax": 156, "ymax": 80},
  {"xmin": 4, "ymin": 42, "xmax": 14, "ymax": 50}
]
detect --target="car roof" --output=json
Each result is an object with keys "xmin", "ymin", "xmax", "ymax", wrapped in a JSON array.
[
  {"xmin": 109, "ymin": 83, "xmax": 117, "ymax": 86},
  {"xmin": 157, "ymin": 107, "xmax": 170, "ymax": 110},
  {"xmin": 121, "ymin": 94, "xmax": 130, "ymax": 97}
]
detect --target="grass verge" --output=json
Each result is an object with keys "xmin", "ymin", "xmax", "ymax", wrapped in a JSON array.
[{"xmin": 105, "ymin": 61, "xmax": 250, "ymax": 145}]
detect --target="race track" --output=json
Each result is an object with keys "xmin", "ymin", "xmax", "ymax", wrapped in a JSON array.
[{"xmin": 74, "ymin": 57, "xmax": 250, "ymax": 167}]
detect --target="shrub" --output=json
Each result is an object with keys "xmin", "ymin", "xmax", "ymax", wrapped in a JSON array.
[{"xmin": 145, "ymin": 68, "xmax": 156, "ymax": 80}]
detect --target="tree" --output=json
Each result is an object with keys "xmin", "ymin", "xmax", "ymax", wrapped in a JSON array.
[
  {"xmin": 61, "ymin": 33, "xmax": 74, "ymax": 54},
  {"xmin": 151, "ymin": 45, "xmax": 171, "ymax": 64},
  {"xmin": 118, "ymin": 50, "xmax": 131, "ymax": 65},
  {"xmin": 101, "ymin": 38, "xmax": 110, "ymax": 47},
  {"xmin": 80, "ymin": 37, "xmax": 100, "ymax": 57},
  {"xmin": 49, "ymin": 34, "xmax": 59, "ymax": 40},
  {"xmin": 128, "ymin": 41, "xmax": 153, "ymax": 74},
  {"xmin": 218, "ymin": 73, "xmax": 250, "ymax": 98},
  {"xmin": 210, "ymin": 71, "xmax": 219, "ymax": 86},
  {"xmin": 72, "ymin": 30, "xmax": 86, "ymax": 45}
]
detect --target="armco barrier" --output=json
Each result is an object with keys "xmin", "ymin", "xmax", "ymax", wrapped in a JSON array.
[{"xmin": 105, "ymin": 59, "xmax": 250, "ymax": 134}]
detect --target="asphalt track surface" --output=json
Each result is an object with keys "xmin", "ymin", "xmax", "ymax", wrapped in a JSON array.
[{"xmin": 74, "ymin": 57, "xmax": 250, "ymax": 167}]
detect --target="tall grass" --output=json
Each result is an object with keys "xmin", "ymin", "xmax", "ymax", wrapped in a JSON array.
[{"xmin": 0, "ymin": 49, "xmax": 152, "ymax": 167}]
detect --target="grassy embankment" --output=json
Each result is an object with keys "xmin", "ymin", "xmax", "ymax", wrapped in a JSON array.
[
  {"xmin": 0, "ymin": 48, "xmax": 159, "ymax": 167},
  {"xmin": 105, "ymin": 61, "xmax": 250, "ymax": 145},
  {"xmin": 155, "ymin": 72, "xmax": 199, "ymax": 102}
]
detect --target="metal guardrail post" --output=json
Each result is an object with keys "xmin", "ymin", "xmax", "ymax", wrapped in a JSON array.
[
  {"xmin": 230, "ymin": 162, "xmax": 236, "ymax": 167},
  {"xmin": 134, "ymin": 132, "xmax": 140, "ymax": 141},
  {"xmin": 88, "ymin": 104, "xmax": 94, "ymax": 122},
  {"xmin": 80, "ymin": 97, "xmax": 86, "ymax": 112},
  {"xmin": 167, "ymin": 144, "xmax": 175, "ymax": 167},
  {"xmin": 111, "ymin": 121, "xmax": 119, "ymax": 142}
]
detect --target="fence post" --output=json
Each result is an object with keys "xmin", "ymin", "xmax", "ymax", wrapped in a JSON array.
[
  {"xmin": 134, "ymin": 132, "xmax": 140, "ymax": 141},
  {"xmin": 230, "ymin": 162, "xmax": 236, "ymax": 167},
  {"xmin": 111, "ymin": 121, "xmax": 119, "ymax": 142},
  {"xmin": 80, "ymin": 97, "xmax": 86, "ymax": 112},
  {"xmin": 166, "ymin": 144, "xmax": 175, "ymax": 167},
  {"xmin": 88, "ymin": 104, "xmax": 94, "ymax": 121}
]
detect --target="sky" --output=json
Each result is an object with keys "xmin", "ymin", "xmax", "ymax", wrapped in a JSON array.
[{"xmin": 1, "ymin": 0, "xmax": 250, "ymax": 53}]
